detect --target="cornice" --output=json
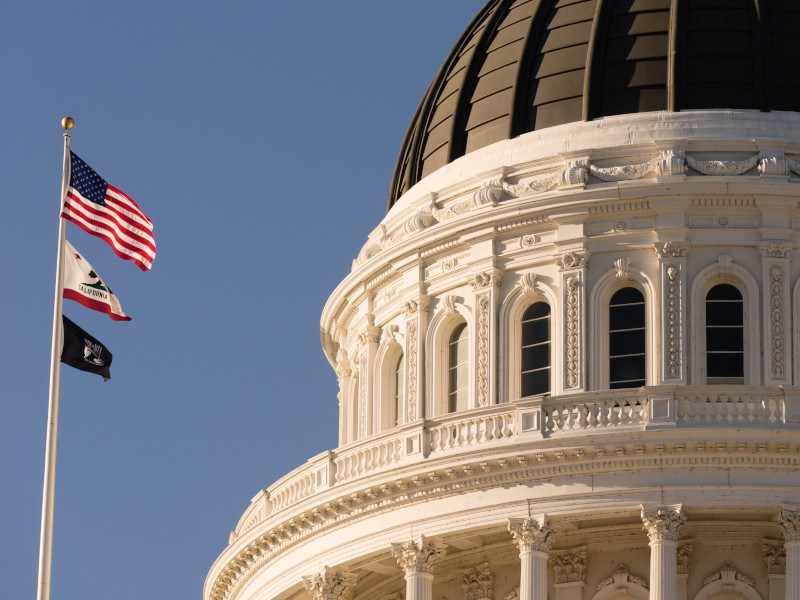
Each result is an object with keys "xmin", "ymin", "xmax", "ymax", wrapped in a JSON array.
[{"xmin": 207, "ymin": 435, "xmax": 800, "ymax": 600}]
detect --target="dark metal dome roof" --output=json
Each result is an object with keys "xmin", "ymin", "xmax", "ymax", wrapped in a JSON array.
[{"xmin": 388, "ymin": 0, "xmax": 800, "ymax": 210}]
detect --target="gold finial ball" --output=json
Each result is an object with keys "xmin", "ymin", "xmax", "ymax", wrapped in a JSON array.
[{"xmin": 61, "ymin": 116, "xmax": 75, "ymax": 131}]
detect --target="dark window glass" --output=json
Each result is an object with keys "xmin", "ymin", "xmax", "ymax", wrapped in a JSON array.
[
  {"xmin": 448, "ymin": 323, "xmax": 469, "ymax": 412},
  {"xmin": 521, "ymin": 302, "xmax": 550, "ymax": 396},
  {"xmin": 706, "ymin": 284, "xmax": 744, "ymax": 383},
  {"xmin": 609, "ymin": 287, "xmax": 646, "ymax": 388}
]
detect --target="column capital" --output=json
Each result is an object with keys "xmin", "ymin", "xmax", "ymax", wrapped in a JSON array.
[
  {"xmin": 508, "ymin": 516, "xmax": 557, "ymax": 553},
  {"xmin": 778, "ymin": 505, "xmax": 800, "ymax": 542},
  {"xmin": 301, "ymin": 568, "xmax": 358, "ymax": 600},
  {"xmin": 391, "ymin": 536, "xmax": 447, "ymax": 575},
  {"xmin": 641, "ymin": 505, "xmax": 685, "ymax": 543}
]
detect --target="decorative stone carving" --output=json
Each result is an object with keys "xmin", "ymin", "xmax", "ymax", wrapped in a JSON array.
[
  {"xmin": 565, "ymin": 276, "xmax": 580, "ymax": 389},
  {"xmin": 677, "ymin": 544, "xmax": 693, "ymax": 575},
  {"xmin": 470, "ymin": 272, "xmax": 500, "ymax": 290},
  {"xmin": 760, "ymin": 242, "xmax": 791, "ymax": 258},
  {"xmin": 654, "ymin": 241, "xmax": 689, "ymax": 258},
  {"xmin": 359, "ymin": 355, "xmax": 367, "ymax": 439},
  {"xmin": 504, "ymin": 172, "xmax": 559, "ymax": 196},
  {"xmin": 769, "ymin": 267, "xmax": 785, "ymax": 380},
  {"xmin": 764, "ymin": 544, "xmax": 786, "ymax": 575},
  {"xmin": 665, "ymin": 266, "xmax": 681, "ymax": 379},
  {"xmin": 686, "ymin": 154, "xmax": 759, "ymax": 175},
  {"xmin": 657, "ymin": 149, "xmax": 686, "ymax": 175},
  {"xmin": 301, "ymin": 569, "xmax": 359, "ymax": 600},
  {"xmin": 504, "ymin": 588, "xmax": 520, "ymax": 600},
  {"xmin": 520, "ymin": 234, "xmax": 539, "ymax": 248},
  {"xmin": 557, "ymin": 250, "xmax": 589, "ymax": 269},
  {"xmin": 508, "ymin": 517, "xmax": 557, "ymax": 553},
  {"xmin": 404, "ymin": 300, "xmax": 419, "ymax": 315},
  {"xmin": 520, "ymin": 273, "xmax": 537, "ymax": 294},
  {"xmin": 760, "ymin": 149, "xmax": 789, "ymax": 176},
  {"xmin": 589, "ymin": 158, "xmax": 657, "ymax": 182},
  {"xmin": 641, "ymin": 506, "xmax": 685, "ymax": 543},
  {"xmin": 787, "ymin": 157, "xmax": 800, "ymax": 177},
  {"xmin": 597, "ymin": 564, "xmax": 648, "ymax": 590},
  {"xmin": 406, "ymin": 321, "xmax": 417, "ymax": 422},
  {"xmin": 702, "ymin": 562, "xmax": 754, "ymax": 588},
  {"xmin": 559, "ymin": 159, "xmax": 589, "ymax": 187},
  {"xmin": 477, "ymin": 295, "xmax": 490, "ymax": 407},
  {"xmin": 403, "ymin": 208, "xmax": 437, "ymax": 235},
  {"xmin": 391, "ymin": 537, "xmax": 447, "ymax": 575},
  {"xmin": 614, "ymin": 257, "xmax": 631, "ymax": 280},
  {"xmin": 442, "ymin": 295, "xmax": 457, "ymax": 315},
  {"xmin": 552, "ymin": 550, "xmax": 587, "ymax": 583},
  {"xmin": 717, "ymin": 254, "xmax": 734, "ymax": 274},
  {"xmin": 778, "ymin": 506, "xmax": 800, "ymax": 542},
  {"xmin": 474, "ymin": 177, "xmax": 506, "ymax": 206},
  {"xmin": 459, "ymin": 563, "xmax": 494, "ymax": 600}
]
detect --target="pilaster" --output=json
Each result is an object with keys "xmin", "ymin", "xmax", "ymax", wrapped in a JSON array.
[
  {"xmin": 556, "ymin": 251, "xmax": 589, "ymax": 392},
  {"xmin": 654, "ymin": 242, "xmax": 689, "ymax": 385},
  {"xmin": 391, "ymin": 536, "xmax": 447, "ymax": 600},
  {"xmin": 641, "ymin": 505, "xmax": 686, "ymax": 600},
  {"xmin": 459, "ymin": 563, "xmax": 494, "ymax": 600},
  {"xmin": 403, "ymin": 295, "xmax": 430, "ymax": 422},
  {"xmin": 779, "ymin": 506, "xmax": 800, "ymax": 600},
  {"xmin": 508, "ymin": 516, "xmax": 557, "ymax": 600},
  {"xmin": 760, "ymin": 243, "xmax": 792, "ymax": 386},
  {"xmin": 469, "ymin": 270, "xmax": 501, "ymax": 407},
  {"xmin": 765, "ymin": 543, "xmax": 787, "ymax": 600},
  {"xmin": 677, "ymin": 544, "xmax": 693, "ymax": 600},
  {"xmin": 361, "ymin": 313, "xmax": 380, "ymax": 437},
  {"xmin": 301, "ymin": 568, "xmax": 359, "ymax": 600},
  {"xmin": 552, "ymin": 549, "xmax": 586, "ymax": 600}
]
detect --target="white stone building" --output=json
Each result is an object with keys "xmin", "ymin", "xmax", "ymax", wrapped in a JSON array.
[{"xmin": 205, "ymin": 2, "xmax": 800, "ymax": 600}]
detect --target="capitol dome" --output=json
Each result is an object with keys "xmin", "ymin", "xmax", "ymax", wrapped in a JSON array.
[{"xmin": 206, "ymin": 2, "xmax": 800, "ymax": 600}]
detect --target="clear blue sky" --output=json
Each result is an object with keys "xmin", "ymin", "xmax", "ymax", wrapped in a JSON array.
[{"xmin": 1, "ymin": 1, "xmax": 486, "ymax": 598}]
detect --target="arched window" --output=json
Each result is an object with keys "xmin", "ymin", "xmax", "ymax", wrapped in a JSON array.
[
  {"xmin": 706, "ymin": 283, "xmax": 744, "ymax": 384},
  {"xmin": 609, "ymin": 287, "xmax": 646, "ymax": 389},
  {"xmin": 521, "ymin": 302, "xmax": 551, "ymax": 396},
  {"xmin": 393, "ymin": 353, "xmax": 404, "ymax": 426},
  {"xmin": 448, "ymin": 323, "xmax": 469, "ymax": 412}
]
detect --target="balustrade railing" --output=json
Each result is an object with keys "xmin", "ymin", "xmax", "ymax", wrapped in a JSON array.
[{"xmin": 236, "ymin": 386, "xmax": 798, "ymax": 533}]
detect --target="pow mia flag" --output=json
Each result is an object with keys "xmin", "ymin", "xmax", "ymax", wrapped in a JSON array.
[{"xmin": 61, "ymin": 315, "xmax": 113, "ymax": 381}]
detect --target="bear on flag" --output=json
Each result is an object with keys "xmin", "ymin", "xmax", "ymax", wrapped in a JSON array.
[{"xmin": 63, "ymin": 240, "xmax": 131, "ymax": 321}]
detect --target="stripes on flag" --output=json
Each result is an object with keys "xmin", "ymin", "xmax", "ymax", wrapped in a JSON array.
[{"xmin": 61, "ymin": 152, "xmax": 156, "ymax": 271}]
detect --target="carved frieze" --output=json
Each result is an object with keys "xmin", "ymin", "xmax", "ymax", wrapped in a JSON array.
[
  {"xmin": 677, "ymin": 544, "xmax": 693, "ymax": 575},
  {"xmin": 391, "ymin": 537, "xmax": 447, "ymax": 575},
  {"xmin": 641, "ymin": 505, "xmax": 685, "ymax": 543},
  {"xmin": 406, "ymin": 320, "xmax": 417, "ymax": 422},
  {"xmin": 760, "ymin": 242, "xmax": 792, "ymax": 259},
  {"xmin": 769, "ymin": 267, "xmax": 785, "ymax": 380},
  {"xmin": 665, "ymin": 266, "xmax": 681, "ymax": 379},
  {"xmin": 657, "ymin": 149, "xmax": 686, "ymax": 175},
  {"xmin": 560, "ymin": 159, "xmax": 589, "ymax": 187},
  {"xmin": 702, "ymin": 562, "xmax": 754, "ymax": 588},
  {"xmin": 459, "ymin": 563, "xmax": 494, "ymax": 600},
  {"xmin": 654, "ymin": 241, "xmax": 689, "ymax": 259},
  {"xmin": 778, "ymin": 506, "xmax": 800, "ymax": 542},
  {"xmin": 686, "ymin": 154, "xmax": 759, "ymax": 175},
  {"xmin": 477, "ymin": 295, "xmax": 490, "ymax": 407},
  {"xmin": 556, "ymin": 250, "xmax": 590, "ymax": 270},
  {"xmin": 508, "ymin": 517, "xmax": 557, "ymax": 553},
  {"xmin": 565, "ymin": 276, "xmax": 580, "ymax": 389},
  {"xmin": 760, "ymin": 149, "xmax": 789, "ymax": 176},
  {"xmin": 763, "ymin": 544, "xmax": 786, "ymax": 575},
  {"xmin": 597, "ymin": 564, "xmax": 648, "ymax": 591},
  {"xmin": 302, "ymin": 569, "xmax": 359, "ymax": 600},
  {"xmin": 470, "ymin": 272, "xmax": 501, "ymax": 290},
  {"xmin": 589, "ymin": 158, "xmax": 657, "ymax": 182},
  {"xmin": 551, "ymin": 550, "xmax": 587, "ymax": 583},
  {"xmin": 504, "ymin": 172, "xmax": 558, "ymax": 196}
]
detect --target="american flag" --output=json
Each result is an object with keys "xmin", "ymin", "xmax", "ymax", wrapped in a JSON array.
[{"xmin": 61, "ymin": 151, "xmax": 156, "ymax": 271}]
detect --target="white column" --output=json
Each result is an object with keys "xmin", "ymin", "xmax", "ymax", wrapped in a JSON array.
[
  {"xmin": 391, "ymin": 536, "xmax": 447, "ymax": 600},
  {"xmin": 779, "ymin": 506, "xmax": 800, "ymax": 600},
  {"xmin": 302, "ymin": 568, "xmax": 358, "ymax": 600},
  {"xmin": 508, "ymin": 516, "xmax": 557, "ymax": 600},
  {"xmin": 641, "ymin": 506, "xmax": 685, "ymax": 600}
]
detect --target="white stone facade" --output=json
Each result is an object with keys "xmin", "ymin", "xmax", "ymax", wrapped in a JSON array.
[{"xmin": 204, "ymin": 111, "xmax": 800, "ymax": 600}]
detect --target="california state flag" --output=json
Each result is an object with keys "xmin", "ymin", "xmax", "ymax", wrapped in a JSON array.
[{"xmin": 63, "ymin": 240, "xmax": 131, "ymax": 321}]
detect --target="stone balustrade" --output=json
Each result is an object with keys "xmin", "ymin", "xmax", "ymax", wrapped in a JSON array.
[{"xmin": 231, "ymin": 386, "xmax": 800, "ymax": 539}]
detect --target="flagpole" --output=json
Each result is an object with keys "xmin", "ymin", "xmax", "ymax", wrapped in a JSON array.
[{"xmin": 36, "ymin": 116, "xmax": 73, "ymax": 600}]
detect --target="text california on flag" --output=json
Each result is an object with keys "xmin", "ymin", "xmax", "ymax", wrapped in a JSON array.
[
  {"xmin": 61, "ymin": 315, "xmax": 112, "ymax": 380},
  {"xmin": 61, "ymin": 151, "xmax": 156, "ymax": 271},
  {"xmin": 63, "ymin": 240, "xmax": 131, "ymax": 321}
]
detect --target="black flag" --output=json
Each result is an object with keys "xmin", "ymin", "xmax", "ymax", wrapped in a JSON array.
[{"xmin": 61, "ymin": 315, "xmax": 112, "ymax": 380}]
